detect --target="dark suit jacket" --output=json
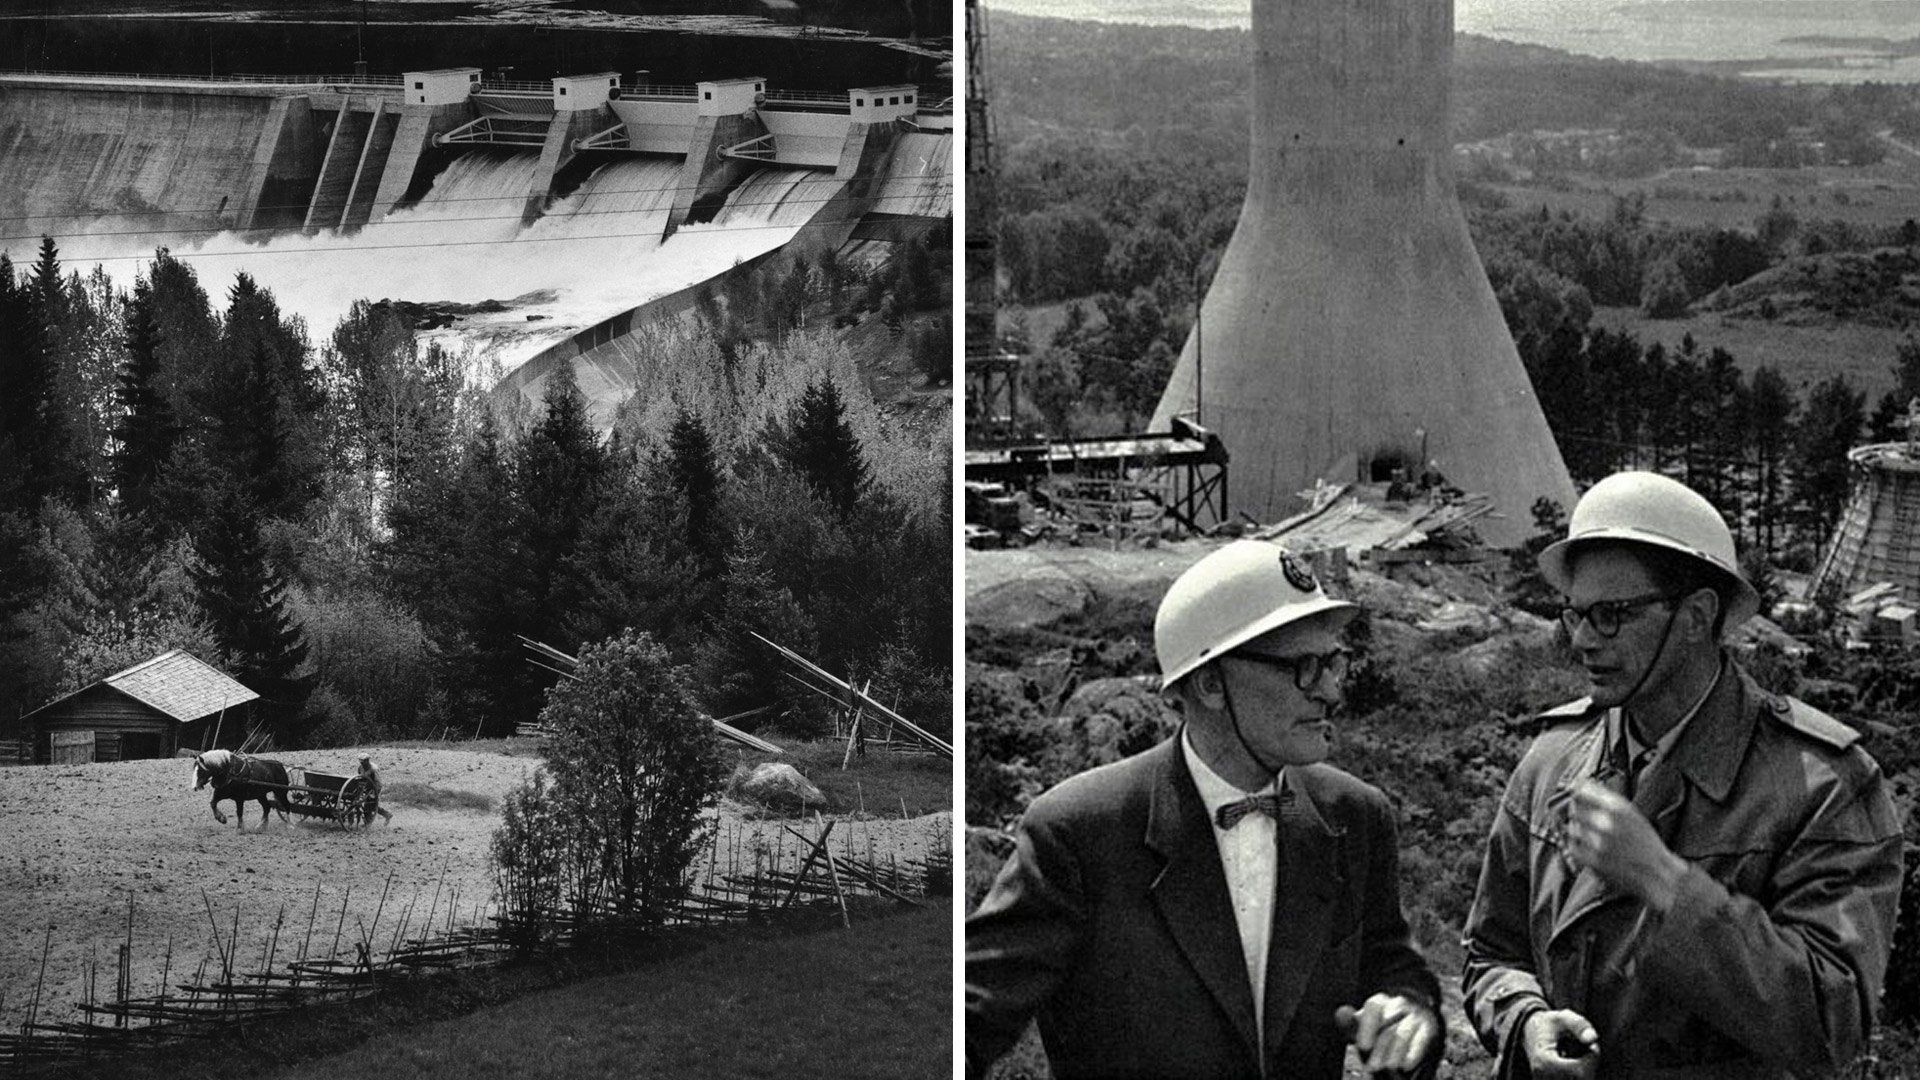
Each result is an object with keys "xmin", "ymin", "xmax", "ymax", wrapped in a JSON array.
[{"xmin": 966, "ymin": 735, "xmax": 1441, "ymax": 1080}]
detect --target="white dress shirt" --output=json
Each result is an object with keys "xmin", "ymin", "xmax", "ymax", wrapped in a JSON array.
[{"xmin": 1182, "ymin": 730, "xmax": 1282, "ymax": 1045}]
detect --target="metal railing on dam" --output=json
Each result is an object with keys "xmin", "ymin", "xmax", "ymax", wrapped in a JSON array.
[{"xmin": 0, "ymin": 68, "xmax": 403, "ymax": 88}]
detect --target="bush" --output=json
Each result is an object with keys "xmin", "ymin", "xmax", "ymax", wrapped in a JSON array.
[
  {"xmin": 295, "ymin": 681, "xmax": 364, "ymax": 749},
  {"xmin": 536, "ymin": 630, "xmax": 729, "ymax": 925},
  {"xmin": 966, "ymin": 664, "xmax": 1051, "ymax": 828},
  {"xmin": 491, "ymin": 769, "xmax": 569, "ymax": 950}
]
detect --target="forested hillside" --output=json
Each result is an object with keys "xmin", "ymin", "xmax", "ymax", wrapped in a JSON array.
[
  {"xmin": 0, "ymin": 232, "xmax": 952, "ymax": 747},
  {"xmin": 983, "ymin": 11, "xmax": 1920, "ymax": 570}
]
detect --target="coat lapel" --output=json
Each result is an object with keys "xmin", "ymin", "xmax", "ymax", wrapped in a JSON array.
[
  {"xmin": 1549, "ymin": 663, "xmax": 1754, "ymax": 947},
  {"xmin": 1262, "ymin": 769, "xmax": 1342, "ymax": 1052},
  {"xmin": 1548, "ymin": 717, "xmax": 1632, "ymax": 946},
  {"xmin": 1145, "ymin": 737, "xmax": 1261, "ymax": 1057}
]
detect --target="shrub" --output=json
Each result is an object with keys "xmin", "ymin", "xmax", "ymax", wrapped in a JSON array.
[
  {"xmin": 966, "ymin": 664, "xmax": 1051, "ymax": 828},
  {"xmin": 491, "ymin": 769, "xmax": 568, "ymax": 950},
  {"xmin": 295, "ymin": 681, "xmax": 364, "ymax": 749},
  {"xmin": 537, "ymin": 629, "xmax": 728, "ymax": 925}
]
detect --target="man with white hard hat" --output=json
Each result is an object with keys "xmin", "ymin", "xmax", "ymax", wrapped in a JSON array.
[
  {"xmin": 1462, "ymin": 471, "xmax": 1901, "ymax": 1079},
  {"xmin": 967, "ymin": 540, "xmax": 1442, "ymax": 1079}
]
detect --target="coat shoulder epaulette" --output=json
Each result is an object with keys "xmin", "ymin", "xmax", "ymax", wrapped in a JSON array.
[
  {"xmin": 1535, "ymin": 696, "xmax": 1598, "ymax": 728},
  {"xmin": 1764, "ymin": 695, "xmax": 1861, "ymax": 753}
]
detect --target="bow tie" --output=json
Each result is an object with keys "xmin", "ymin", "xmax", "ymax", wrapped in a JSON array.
[{"xmin": 1215, "ymin": 791, "xmax": 1288, "ymax": 830}]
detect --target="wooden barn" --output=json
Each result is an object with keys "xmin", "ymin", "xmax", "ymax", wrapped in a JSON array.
[{"xmin": 15, "ymin": 650, "xmax": 259, "ymax": 764}]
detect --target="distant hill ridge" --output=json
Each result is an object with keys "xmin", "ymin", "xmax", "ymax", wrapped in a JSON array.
[{"xmin": 987, "ymin": 10, "xmax": 1825, "ymax": 151}]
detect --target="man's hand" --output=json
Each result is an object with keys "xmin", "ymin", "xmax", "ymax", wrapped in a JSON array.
[
  {"xmin": 1343, "ymin": 992, "xmax": 1440, "ymax": 1075},
  {"xmin": 1521, "ymin": 1009, "xmax": 1599, "ymax": 1079},
  {"xmin": 1566, "ymin": 780, "xmax": 1687, "ymax": 911}
]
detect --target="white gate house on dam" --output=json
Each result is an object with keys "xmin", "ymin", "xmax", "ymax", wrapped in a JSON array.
[{"xmin": 0, "ymin": 66, "xmax": 945, "ymax": 240}]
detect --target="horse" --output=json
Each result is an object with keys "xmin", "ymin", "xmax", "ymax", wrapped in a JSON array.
[{"xmin": 192, "ymin": 749, "xmax": 292, "ymax": 830}]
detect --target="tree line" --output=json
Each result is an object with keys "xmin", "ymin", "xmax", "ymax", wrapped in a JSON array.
[
  {"xmin": 0, "ymin": 234, "xmax": 951, "ymax": 746},
  {"xmin": 987, "ymin": 129, "xmax": 1920, "ymax": 563}
]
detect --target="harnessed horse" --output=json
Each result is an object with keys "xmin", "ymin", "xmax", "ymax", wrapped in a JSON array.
[{"xmin": 192, "ymin": 749, "xmax": 292, "ymax": 830}]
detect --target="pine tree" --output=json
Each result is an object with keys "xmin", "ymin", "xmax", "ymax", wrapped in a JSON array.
[
  {"xmin": 1747, "ymin": 365, "xmax": 1797, "ymax": 558},
  {"xmin": 386, "ymin": 410, "xmax": 533, "ymax": 734},
  {"xmin": 236, "ymin": 338, "xmax": 296, "ymax": 517},
  {"xmin": 664, "ymin": 404, "xmax": 726, "ymax": 570},
  {"xmin": 208, "ymin": 273, "xmax": 321, "ymax": 521},
  {"xmin": 28, "ymin": 238, "xmax": 98, "ymax": 508},
  {"xmin": 779, "ymin": 376, "xmax": 870, "ymax": 519},
  {"xmin": 144, "ymin": 250, "xmax": 219, "ymax": 423},
  {"xmin": 0, "ymin": 249, "xmax": 66, "ymax": 512},
  {"xmin": 112, "ymin": 277, "xmax": 180, "ymax": 524},
  {"xmin": 1793, "ymin": 374, "xmax": 1866, "ymax": 536},
  {"xmin": 191, "ymin": 486, "xmax": 311, "ymax": 727},
  {"xmin": 513, "ymin": 363, "xmax": 610, "ymax": 647},
  {"xmin": 0, "ymin": 255, "xmax": 34, "ymax": 514}
]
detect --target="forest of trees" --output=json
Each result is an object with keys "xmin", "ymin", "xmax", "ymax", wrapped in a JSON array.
[
  {"xmin": 982, "ymin": 13, "xmax": 1920, "ymax": 559},
  {"xmin": 994, "ymin": 132, "xmax": 1920, "ymax": 563},
  {"xmin": 0, "ymin": 231, "xmax": 952, "ymax": 748}
]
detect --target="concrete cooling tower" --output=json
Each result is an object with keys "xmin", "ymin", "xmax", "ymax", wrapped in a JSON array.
[
  {"xmin": 1148, "ymin": 0, "xmax": 1574, "ymax": 545},
  {"xmin": 1810, "ymin": 443, "xmax": 1920, "ymax": 601}
]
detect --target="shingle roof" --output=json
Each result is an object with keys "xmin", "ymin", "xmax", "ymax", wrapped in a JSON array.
[{"xmin": 101, "ymin": 650, "xmax": 258, "ymax": 723}]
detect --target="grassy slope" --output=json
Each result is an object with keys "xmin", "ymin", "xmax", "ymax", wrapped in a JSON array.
[
  {"xmin": 377, "ymin": 736, "xmax": 953, "ymax": 819},
  {"xmin": 1591, "ymin": 306, "xmax": 1909, "ymax": 402},
  {"xmin": 734, "ymin": 737, "xmax": 954, "ymax": 818},
  {"xmin": 257, "ymin": 904, "xmax": 952, "ymax": 1080}
]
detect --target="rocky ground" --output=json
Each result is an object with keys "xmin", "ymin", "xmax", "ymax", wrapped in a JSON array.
[{"xmin": 0, "ymin": 743, "xmax": 947, "ymax": 1032}]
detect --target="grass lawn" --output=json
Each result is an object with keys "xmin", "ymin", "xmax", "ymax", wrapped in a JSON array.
[
  {"xmin": 734, "ymin": 737, "xmax": 953, "ymax": 819},
  {"xmin": 1590, "ymin": 305, "xmax": 1908, "ymax": 402},
  {"xmin": 1486, "ymin": 161, "xmax": 1920, "ymax": 233},
  {"xmin": 373, "ymin": 735, "xmax": 954, "ymax": 819},
  {"xmin": 259, "ymin": 903, "xmax": 953, "ymax": 1080}
]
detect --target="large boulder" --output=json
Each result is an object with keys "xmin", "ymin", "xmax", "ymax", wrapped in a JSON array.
[{"xmin": 731, "ymin": 763, "xmax": 826, "ymax": 811}]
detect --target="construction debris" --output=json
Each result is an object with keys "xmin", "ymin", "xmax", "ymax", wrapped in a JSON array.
[{"xmin": 1256, "ymin": 483, "xmax": 1499, "ymax": 569}]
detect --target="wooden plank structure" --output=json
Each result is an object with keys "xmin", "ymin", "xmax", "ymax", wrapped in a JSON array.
[
  {"xmin": 10, "ymin": 650, "xmax": 258, "ymax": 764},
  {"xmin": 752, "ymin": 632, "xmax": 953, "ymax": 758},
  {"xmin": 515, "ymin": 636, "xmax": 785, "ymax": 754}
]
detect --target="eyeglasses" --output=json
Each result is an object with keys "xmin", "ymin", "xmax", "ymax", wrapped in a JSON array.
[
  {"xmin": 1559, "ymin": 593, "xmax": 1675, "ymax": 639},
  {"xmin": 1232, "ymin": 648, "xmax": 1351, "ymax": 690}
]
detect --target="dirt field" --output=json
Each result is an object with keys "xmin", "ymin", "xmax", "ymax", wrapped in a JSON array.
[{"xmin": 0, "ymin": 744, "xmax": 947, "ymax": 1033}]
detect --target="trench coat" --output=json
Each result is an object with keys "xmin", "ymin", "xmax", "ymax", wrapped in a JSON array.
[
  {"xmin": 1461, "ymin": 659, "xmax": 1903, "ymax": 1079},
  {"xmin": 966, "ymin": 734, "xmax": 1441, "ymax": 1080}
]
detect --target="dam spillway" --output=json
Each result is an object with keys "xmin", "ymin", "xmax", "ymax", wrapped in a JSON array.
[
  {"xmin": 0, "ymin": 65, "xmax": 952, "ymax": 391},
  {"xmin": 0, "ymin": 69, "xmax": 938, "ymax": 237}
]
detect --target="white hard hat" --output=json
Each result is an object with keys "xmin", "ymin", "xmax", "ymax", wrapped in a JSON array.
[
  {"xmin": 1538, "ymin": 471, "xmax": 1759, "ymax": 625},
  {"xmin": 1154, "ymin": 540, "xmax": 1357, "ymax": 690}
]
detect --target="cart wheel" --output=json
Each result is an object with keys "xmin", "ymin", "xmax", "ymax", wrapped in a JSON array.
[{"xmin": 336, "ymin": 775, "xmax": 376, "ymax": 830}]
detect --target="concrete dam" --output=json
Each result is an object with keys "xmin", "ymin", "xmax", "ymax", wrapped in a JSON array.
[{"xmin": 0, "ymin": 66, "xmax": 953, "ymax": 417}]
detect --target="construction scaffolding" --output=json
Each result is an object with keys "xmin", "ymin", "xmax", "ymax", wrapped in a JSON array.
[{"xmin": 964, "ymin": 417, "xmax": 1230, "ymax": 536}]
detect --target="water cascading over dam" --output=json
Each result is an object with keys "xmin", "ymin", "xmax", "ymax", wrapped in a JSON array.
[
  {"xmin": 1147, "ymin": 0, "xmax": 1573, "ymax": 544},
  {"xmin": 0, "ymin": 69, "xmax": 949, "ymax": 397}
]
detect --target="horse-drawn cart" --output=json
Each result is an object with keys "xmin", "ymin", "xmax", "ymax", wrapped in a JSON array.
[
  {"xmin": 193, "ymin": 750, "xmax": 383, "ymax": 831},
  {"xmin": 280, "ymin": 769, "xmax": 380, "ymax": 829}
]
